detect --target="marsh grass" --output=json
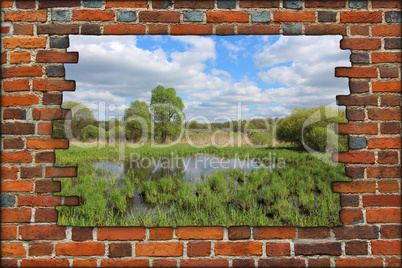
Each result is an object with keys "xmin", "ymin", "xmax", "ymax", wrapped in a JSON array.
[{"xmin": 56, "ymin": 144, "xmax": 349, "ymax": 227}]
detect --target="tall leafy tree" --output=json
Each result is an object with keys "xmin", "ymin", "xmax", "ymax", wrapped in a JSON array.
[
  {"xmin": 150, "ymin": 85, "xmax": 185, "ymax": 143},
  {"xmin": 123, "ymin": 100, "xmax": 151, "ymax": 142},
  {"xmin": 61, "ymin": 101, "xmax": 95, "ymax": 139}
]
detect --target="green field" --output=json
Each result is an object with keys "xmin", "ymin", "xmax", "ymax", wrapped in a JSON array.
[{"xmin": 55, "ymin": 144, "xmax": 350, "ymax": 227}]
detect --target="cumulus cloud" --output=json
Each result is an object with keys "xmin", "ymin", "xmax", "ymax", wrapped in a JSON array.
[{"xmin": 64, "ymin": 35, "xmax": 350, "ymax": 121}]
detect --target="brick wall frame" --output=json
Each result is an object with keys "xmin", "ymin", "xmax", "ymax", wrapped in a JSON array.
[{"xmin": 1, "ymin": 0, "xmax": 401, "ymax": 267}]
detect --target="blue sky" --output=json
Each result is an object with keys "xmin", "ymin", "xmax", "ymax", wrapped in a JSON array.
[{"xmin": 64, "ymin": 35, "xmax": 350, "ymax": 122}]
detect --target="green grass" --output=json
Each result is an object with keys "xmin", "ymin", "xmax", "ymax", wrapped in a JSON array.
[{"xmin": 55, "ymin": 144, "xmax": 350, "ymax": 227}]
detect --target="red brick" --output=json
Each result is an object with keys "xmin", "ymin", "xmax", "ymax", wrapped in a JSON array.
[
  {"xmin": 333, "ymin": 151, "xmax": 375, "ymax": 164},
  {"xmin": 372, "ymin": 52, "xmax": 402, "ymax": 63},
  {"xmin": 3, "ymin": 80, "xmax": 30, "ymax": 91},
  {"xmin": 381, "ymin": 94, "xmax": 401, "ymax": 106},
  {"xmin": 171, "ymin": 25, "xmax": 213, "ymax": 35},
  {"xmin": 336, "ymin": 258, "xmax": 383, "ymax": 267},
  {"xmin": 14, "ymin": 24, "xmax": 34, "ymax": 35},
  {"xmin": 274, "ymin": 11, "xmax": 315, "ymax": 22},
  {"xmin": 253, "ymin": 227, "xmax": 296, "ymax": 239},
  {"xmin": 386, "ymin": 258, "xmax": 402, "ymax": 267},
  {"xmin": 240, "ymin": 0, "xmax": 279, "ymax": 8},
  {"xmin": 266, "ymin": 243, "xmax": 290, "ymax": 256},
  {"xmin": 372, "ymin": 240, "xmax": 401, "ymax": 255},
  {"xmin": 1, "ymin": 151, "xmax": 32, "ymax": 163},
  {"xmin": 1, "ymin": 208, "xmax": 31, "ymax": 223},
  {"xmin": 35, "ymin": 152, "xmax": 55, "ymax": 163},
  {"xmin": 72, "ymin": 259, "xmax": 97, "ymax": 268},
  {"xmin": 305, "ymin": 0, "xmax": 345, "ymax": 8},
  {"xmin": 295, "ymin": 242, "xmax": 341, "ymax": 256},
  {"xmin": 3, "ymin": 138, "xmax": 24, "ymax": 149},
  {"xmin": 37, "ymin": 24, "xmax": 79, "ymax": 34},
  {"xmin": 233, "ymin": 259, "xmax": 255, "ymax": 268},
  {"xmin": 259, "ymin": 259, "xmax": 305, "ymax": 267},
  {"xmin": 381, "ymin": 225, "xmax": 401, "ymax": 239},
  {"xmin": 368, "ymin": 166, "xmax": 401, "ymax": 178},
  {"xmin": 340, "ymin": 38, "xmax": 381, "ymax": 50},
  {"xmin": 136, "ymin": 242, "xmax": 183, "ymax": 257},
  {"xmin": 2, "ymin": 26, "xmax": 11, "ymax": 34},
  {"xmin": 363, "ymin": 195, "xmax": 401, "ymax": 207},
  {"xmin": 97, "ymin": 227, "xmax": 145, "ymax": 240},
  {"xmin": 36, "ymin": 51, "xmax": 78, "ymax": 63},
  {"xmin": 237, "ymin": 25, "xmax": 280, "ymax": 35},
  {"xmin": 2, "ymin": 66, "xmax": 42, "ymax": 78},
  {"xmin": 43, "ymin": 93, "xmax": 63, "ymax": 105},
  {"xmin": 149, "ymin": 24, "xmax": 168, "ymax": 35},
  {"xmin": 340, "ymin": 194, "xmax": 360, "ymax": 207},
  {"xmin": 216, "ymin": 25, "xmax": 235, "ymax": 35},
  {"xmin": 378, "ymin": 151, "xmax": 399, "ymax": 164},
  {"xmin": 378, "ymin": 180, "xmax": 400, "ymax": 193},
  {"xmin": 349, "ymin": 81, "xmax": 369, "ymax": 93},
  {"xmin": 333, "ymin": 225, "xmax": 379, "ymax": 239},
  {"xmin": 305, "ymin": 25, "xmax": 346, "ymax": 35},
  {"xmin": 105, "ymin": 0, "xmax": 148, "ymax": 8},
  {"xmin": 309, "ymin": 259, "xmax": 331, "ymax": 267},
  {"xmin": 373, "ymin": 81, "xmax": 401, "ymax": 93},
  {"xmin": 337, "ymin": 95, "xmax": 377, "ymax": 106},
  {"xmin": 4, "ymin": 10, "xmax": 47, "ymax": 22},
  {"xmin": 35, "ymin": 208, "xmax": 58, "ymax": 222},
  {"xmin": 38, "ymin": 122, "xmax": 53, "ymax": 135},
  {"xmin": 39, "ymin": 0, "xmax": 80, "ymax": 8},
  {"xmin": 101, "ymin": 259, "xmax": 149, "ymax": 267},
  {"xmin": 1, "ymin": 243, "xmax": 26, "ymax": 257},
  {"xmin": 187, "ymin": 241, "xmax": 211, "ymax": 257},
  {"xmin": 21, "ymin": 259, "xmax": 70, "ymax": 268},
  {"xmin": 1, "ymin": 167, "xmax": 18, "ymax": 179},
  {"xmin": 33, "ymin": 108, "xmax": 70, "ymax": 120},
  {"xmin": 340, "ymin": 11, "xmax": 382, "ymax": 23},
  {"xmin": 181, "ymin": 259, "xmax": 228, "ymax": 268},
  {"xmin": 4, "ymin": 37, "xmax": 46, "ymax": 49},
  {"xmin": 10, "ymin": 52, "xmax": 31, "ymax": 64},
  {"xmin": 21, "ymin": 166, "xmax": 42, "ymax": 178},
  {"xmin": 103, "ymin": 25, "xmax": 146, "ymax": 35},
  {"xmin": 1, "ymin": 180, "xmax": 33, "ymax": 192},
  {"xmin": 366, "ymin": 208, "xmax": 401, "ymax": 223},
  {"xmin": 298, "ymin": 227, "xmax": 330, "ymax": 239},
  {"xmin": 336, "ymin": 122, "xmax": 378, "ymax": 134},
  {"xmin": 45, "ymin": 166, "xmax": 77, "ymax": 178},
  {"xmin": 1, "ymin": 226, "xmax": 17, "ymax": 240},
  {"xmin": 335, "ymin": 67, "xmax": 377, "ymax": 78},
  {"xmin": 2, "ymin": 107, "xmax": 27, "ymax": 119},
  {"xmin": 34, "ymin": 80, "xmax": 75, "ymax": 92},
  {"xmin": 56, "ymin": 242, "xmax": 105, "ymax": 256},
  {"xmin": 29, "ymin": 242, "xmax": 53, "ymax": 256},
  {"xmin": 345, "ymin": 240, "xmax": 368, "ymax": 255},
  {"xmin": 72, "ymin": 227, "xmax": 93, "ymax": 241},
  {"xmin": 346, "ymin": 108, "xmax": 364, "ymax": 121},
  {"xmin": 207, "ymin": 11, "xmax": 249, "ymax": 23},
  {"xmin": 109, "ymin": 243, "xmax": 132, "ymax": 258},
  {"xmin": 340, "ymin": 209, "xmax": 364, "ymax": 224},
  {"xmin": 1, "ymin": 0, "xmax": 13, "ymax": 7},
  {"xmin": 215, "ymin": 241, "xmax": 262, "ymax": 256},
  {"xmin": 228, "ymin": 226, "xmax": 251, "ymax": 240},
  {"xmin": 350, "ymin": 25, "xmax": 369, "ymax": 36},
  {"xmin": 368, "ymin": 137, "xmax": 401, "ymax": 149},
  {"xmin": 35, "ymin": 180, "xmax": 60, "ymax": 193},
  {"xmin": 372, "ymin": 25, "xmax": 402, "ymax": 37},
  {"xmin": 176, "ymin": 227, "xmax": 223, "ymax": 240},
  {"xmin": 2, "ymin": 122, "xmax": 34, "ymax": 135},
  {"xmin": 139, "ymin": 11, "xmax": 180, "ymax": 22},
  {"xmin": 27, "ymin": 138, "xmax": 68, "ymax": 149},
  {"xmin": 153, "ymin": 259, "xmax": 177, "ymax": 268},
  {"xmin": 2, "ymin": 95, "xmax": 39, "ymax": 107},
  {"xmin": 18, "ymin": 195, "xmax": 62, "ymax": 207},
  {"xmin": 381, "ymin": 122, "xmax": 401, "ymax": 134},
  {"xmin": 333, "ymin": 181, "xmax": 376, "ymax": 193},
  {"xmin": 149, "ymin": 227, "xmax": 173, "ymax": 240},
  {"xmin": 73, "ymin": 10, "xmax": 115, "ymax": 21},
  {"xmin": 372, "ymin": 0, "xmax": 401, "ymax": 8}
]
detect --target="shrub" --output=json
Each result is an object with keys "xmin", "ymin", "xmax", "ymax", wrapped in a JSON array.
[{"xmin": 80, "ymin": 125, "xmax": 106, "ymax": 141}]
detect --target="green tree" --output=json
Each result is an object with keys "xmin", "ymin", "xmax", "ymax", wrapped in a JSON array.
[
  {"xmin": 123, "ymin": 100, "xmax": 150, "ymax": 142},
  {"xmin": 80, "ymin": 125, "xmax": 106, "ymax": 141},
  {"xmin": 62, "ymin": 101, "xmax": 95, "ymax": 139},
  {"xmin": 150, "ymin": 85, "xmax": 185, "ymax": 143}
]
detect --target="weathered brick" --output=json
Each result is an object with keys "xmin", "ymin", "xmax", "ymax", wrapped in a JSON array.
[
  {"xmin": 139, "ymin": 11, "xmax": 180, "ymax": 23},
  {"xmin": 240, "ymin": 1, "xmax": 279, "ymax": 8},
  {"xmin": 284, "ymin": 0, "xmax": 303, "ymax": 9},
  {"xmin": 97, "ymin": 227, "xmax": 145, "ymax": 240},
  {"xmin": 348, "ymin": 136, "xmax": 367, "ymax": 149},
  {"xmin": 337, "ymin": 95, "xmax": 377, "ymax": 106},
  {"xmin": 274, "ymin": 11, "xmax": 315, "ymax": 22},
  {"xmin": 152, "ymin": 0, "xmax": 173, "ymax": 9},
  {"xmin": 372, "ymin": 240, "xmax": 401, "ymax": 255},
  {"xmin": 349, "ymin": 0, "xmax": 367, "ymax": 9},
  {"xmin": 333, "ymin": 225, "xmax": 379, "ymax": 239},
  {"xmin": 171, "ymin": 25, "xmax": 213, "ymax": 35},
  {"xmin": 2, "ymin": 66, "xmax": 42, "ymax": 78},
  {"xmin": 72, "ymin": 227, "xmax": 93, "ymax": 241},
  {"xmin": 373, "ymin": 81, "xmax": 401, "ymax": 93},
  {"xmin": 187, "ymin": 242, "xmax": 211, "ymax": 257},
  {"xmin": 385, "ymin": 11, "xmax": 402, "ymax": 23},
  {"xmin": 334, "ymin": 151, "xmax": 374, "ymax": 164},
  {"xmin": 38, "ymin": 122, "xmax": 53, "ymax": 135},
  {"xmin": 298, "ymin": 227, "xmax": 330, "ymax": 239},
  {"xmin": 228, "ymin": 226, "xmax": 251, "ymax": 240},
  {"xmin": 35, "ymin": 180, "xmax": 60, "ymax": 193},
  {"xmin": 52, "ymin": 10, "xmax": 70, "ymax": 21},
  {"xmin": 368, "ymin": 109, "xmax": 401, "ymax": 121},
  {"xmin": 29, "ymin": 242, "xmax": 53, "ymax": 257},
  {"xmin": 295, "ymin": 242, "xmax": 341, "ymax": 256},
  {"xmin": 340, "ymin": 38, "xmax": 381, "ymax": 50},
  {"xmin": 20, "ymin": 225, "xmax": 65, "ymax": 240},
  {"xmin": 3, "ymin": 108, "xmax": 26, "ymax": 119},
  {"xmin": 1, "ymin": 225, "xmax": 17, "ymax": 240},
  {"xmin": 340, "ymin": 208, "xmax": 364, "ymax": 224},
  {"xmin": 103, "ymin": 25, "xmax": 146, "ymax": 35},
  {"xmin": 372, "ymin": 25, "xmax": 402, "ymax": 37},
  {"xmin": 346, "ymin": 108, "xmax": 365, "ymax": 121},
  {"xmin": 366, "ymin": 208, "xmax": 401, "ymax": 223},
  {"xmin": 368, "ymin": 166, "xmax": 401, "ymax": 178},
  {"xmin": 238, "ymin": 25, "xmax": 280, "ymax": 35},
  {"xmin": 372, "ymin": 0, "xmax": 401, "ymax": 8},
  {"xmin": 215, "ymin": 241, "xmax": 262, "ymax": 256},
  {"xmin": 266, "ymin": 243, "xmax": 290, "ymax": 256},
  {"xmin": 117, "ymin": 11, "xmax": 137, "ymax": 22},
  {"xmin": 176, "ymin": 227, "xmax": 223, "ymax": 240},
  {"xmin": 363, "ymin": 195, "xmax": 401, "ymax": 207},
  {"xmin": 36, "ymin": 51, "xmax": 78, "ymax": 63},
  {"xmin": 21, "ymin": 166, "xmax": 42, "ymax": 178},
  {"xmin": 346, "ymin": 240, "xmax": 368, "ymax": 255},
  {"xmin": 216, "ymin": 25, "xmax": 235, "ymax": 35},
  {"xmin": 149, "ymin": 227, "xmax": 173, "ymax": 240},
  {"xmin": 368, "ymin": 137, "xmax": 401, "ymax": 149},
  {"xmin": 251, "ymin": 11, "xmax": 270, "ymax": 22},
  {"xmin": 105, "ymin": 0, "xmax": 148, "ymax": 8},
  {"xmin": 378, "ymin": 151, "xmax": 399, "ymax": 164},
  {"xmin": 1, "ymin": 151, "xmax": 32, "ymax": 163},
  {"xmin": 14, "ymin": 24, "xmax": 33, "ymax": 35},
  {"xmin": 340, "ymin": 11, "xmax": 382, "ymax": 23},
  {"xmin": 183, "ymin": 11, "xmax": 204, "ymax": 22},
  {"xmin": 283, "ymin": 25, "xmax": 302, "ymax": 35},
  {"xmin": 136, "ymin": 242, "xmax": 183, "ymax": 257},
  {"xmin": 2, "ymin": 180, "xmax": 33, "ymax": 192},
  {"xmin": 27, "ymin": 138, "xmax": 68, "ymax": 149},
  {"xmin": 37, "ymin": 24, "xmax": 79, "ymax": 34},
  {"xmin": 175, "ymin": 0, "xmax": 214, "ymax": 9},
  {"xmin": 309, "ymin": 258, "xmax": 331, "ymax": 267},
  {"xmin": 18, "ymin": 195, "xmax": 62, "ymax": 207},
  {"xmin": 385, "ymin": 38, "xmax": 401, "ymax": 49},
  {"xmin": 259, "ymin": 259, "xmax": 305, "ymax": 267},
  {"xmin": 333, "ymin": 181, "xmax": 376, "ymax": 193},
  {"xmin": 305, "ymin": 25, "xmax": 346, "ymax": 35},
  {"xmin": 153, "ymin": 259, "xmax": 177, "ymax": 268},
  {"xmin": 372, "ymin": 52, "xmax": 401, "ymax": 63},
  {"xmin": 73, "ymin": 10, "xmax": 115, "ymax": 21},
  {"xmin": 335, "ymin": 67, "xmax": 377, "ymax": 78},
  {"xmin": 350, "ymin": 53, "xmax": 369, "ymax": 63},
  {"xmin": 33, "ymin": 108, "xmax": 70, "ymax": 120},
  {"xmin": 109, "ymin": 243, "xmax": 131, "ymax": 258},
  {"xmin": 337, "ymin": 122, "xmax": 378, "ymax": 134},
  {"xmin": 1, "ymin": 194, "xmax": 16, "ymax": 207},
  {"xmin": 305, "ymin": 1, "xmax": 345, "ymax": 8},
  {"xmin": 350, "ymin": 25, "xmax": 369, "ymax": 36},
  {"xmin": 207, "ymin": 11, "xmax": 249, "ymax": 23},
  {"xmin": 10, "ymin": 52, "xmax": 30, "ymax": 64},
  {"xmin": 45, "ymin": 166, "xmax": 76, "ymax": 178},
  {"xmin": 349, "ymin": 81, "xmax": 369, "ymax": 93},
  {"xmin": 381, "ymin": 225, "xmax": 401, "ymax": 239},
  {"xmin": 340, "ymin": 194, "xmax": 360, "ymax": 207},
  {"xmin": 1, "ymin": 243, "xmax": 26, "ymax": 258},
  {"xmin": 83, "ymin": 0, "xmax": 103, "ymax": 8},
  {"xmin": 45, "ymin": 65, "xmax": 65, "ymax": 77},
  {"xmin": 181, "ymin": 259, "xmax": 229, "ymax": 267},
  {"xmin": 16, "ymin": 0, "xmax": 36, "ymax": 9},
  {"xmin": 35, "ymin": 208, "xmax": 58, "ymax": 222},
  {"xmin": 1, "ymin": 208, "xmax": 31, "ymax": 223},
  {"xmin": 149, "ymin": 25, "xmax": 168, "ymax": 35},
  {"xmin": 2, "ymin": 122, "xmax": 34, "ymax": 135},
  {"xmin": 318, "ymin": 11, "xmax": 337, "ymax": 22},
  {"xmin": 218, "ymin": 0, "xmax": 236, "ymax": 9},
  {"xmin": 4, "ymin": 10, "xmax": 47, "ymax": 22},
  {"xmin": 381, "ymin": 122, "xmax": 400, "ymax": 134},
  {"xmin": 81, "ymin": 24, "xmax": 101, "ymax": 35},
  {"xmin": 379, "ymin": 67, "xmax": 399, "ymax": 78},
  {"xmin": 50, "ymin": 37, "xmax": 69, "ymax": 48},
  {"xmin": 1, "ymin": 167, "xmax": 19, "ymax": 179},
  {"xmin": 39, "ymin": 0, "xmax": 80, "ymax": 8},
  {"xmin": 56, "ymin": 242, "xmax": 105, "ymax": 256},
  {"xmin": 253, "ymin": 227, "xmax": 296, "ymax": 239},
  {"xmin": 2, "ymin": 95, "xmax": 39, "ymax": 107}
]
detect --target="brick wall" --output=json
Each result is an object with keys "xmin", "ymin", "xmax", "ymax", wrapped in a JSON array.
[{"xmin": 1, "ymin": 0, "xmax": 401, "ymax": 266}]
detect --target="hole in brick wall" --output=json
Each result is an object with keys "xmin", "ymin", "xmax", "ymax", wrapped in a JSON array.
[{"xmin": 55, "ymin": 35, "xmax": 351, "ymax": 227}]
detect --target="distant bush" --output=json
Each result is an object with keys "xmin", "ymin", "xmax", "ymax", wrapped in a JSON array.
[
  {"xmin": 80, "ymin": 125, "xmax": 106, "ymax": 141},
  {"xmin": 277, "ymin": 106, "xmax": 347, "ymax": 152},
  {"xmin": 53, "ymin": 127, "xmax": 66, "ymax": 138},
  {"xmin": 247, "ymin": 132, "xmax": 273, "ymax": 147}
]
